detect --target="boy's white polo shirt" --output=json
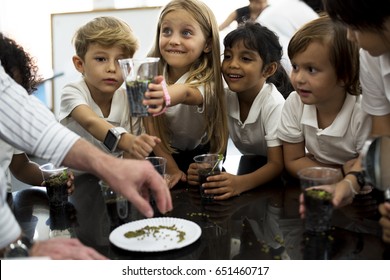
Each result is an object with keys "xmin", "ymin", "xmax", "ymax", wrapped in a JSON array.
[
  {"xmin": 226, "ymin": 83, "xmax": 284, "ymax": 156},
  {"xmin": 59, "ymin": 79, "xmax": 143, "ymax": 156},
  {"xmin": 278, "ymin": 91, "xmax": 371, "ymax": 165},
  {"xmin": 360, "ymin": 50, "xmax": 390, "ymax": 116}
]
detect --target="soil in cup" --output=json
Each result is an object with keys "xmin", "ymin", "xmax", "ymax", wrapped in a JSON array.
[
  {"xmin": 126, "ymin": 80, "xmax": 151, "ymax": 117},
  {"xmin": 304, "ymin": 189, "xmax": 333, "ymax": 232},
  {"xmin": 199, "ymin": 168, "xmax": 220, "ymax": 202},
  {"xmin": 48, "ymin": 203, "xmax": 77, "ymax": 238},
  {"xmin": 302, "ymin": 231, "xmax": 333, "ymax": 260},
  {"xmin": 45, "ymin": 171, "xmax": 68, "ymax": 207},
  {"xmin": 153, "ymin": 165, "xmax": 165, "ymax": 176}
]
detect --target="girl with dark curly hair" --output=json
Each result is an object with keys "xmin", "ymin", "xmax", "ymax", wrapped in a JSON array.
[
  {"xmin": 0, "ymin": 33, "xmax": 73, "ymax": 201},
  {"xmin": 0, "ymin": 33, "xmax": 42, "ymax": 94}
]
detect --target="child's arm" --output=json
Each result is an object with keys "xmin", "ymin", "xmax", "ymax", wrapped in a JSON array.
[
  {"xmin": 282, "ymin": 141, "xmax": 339, "ymax": 178},
  {"xmin": 70, "ymin": 105, "xmax": 160, "ymax": 159},
  {"xmin": 154, "ymin": 146, "xmax": 186, "ymax": 188},
  {"xmin": 146, "ymin": 82, "xmax": 203, "ymax": 107},
  {"xmin": 218, "ymin": 10, "xmax": 238, "ymax": 31},
  {"xmin": 201, "ymin": 146, "xmax": 284, "ymax": 200},
  {"xmin": 9, "ymin": 153, "xmax": 43, "ymax": 186},
  {"xmin": 144, "ymin": 117, "xmax": 186, "ymax": 188},
  {"xmin": 10, "ymin": 153, "xmax": 75, "ymax": 194}
]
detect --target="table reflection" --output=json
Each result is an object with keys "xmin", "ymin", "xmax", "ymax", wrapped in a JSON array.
[
  {"xmin": 48, "ymin": 203, "xmax": 77, "ymax": 238},
  {"xmin": 11, "ymin": 155, "xmax": 389, "ymax": 259}
]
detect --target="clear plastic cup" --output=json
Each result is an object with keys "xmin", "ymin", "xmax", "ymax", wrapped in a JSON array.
[
  {"xmin": 119, "ymin": 57, "xmax": 160, "ymax": 117},
  {"xmin": 193, "ymin": 154, "xmax": 224, "ymax": 202},
  {"xmin": 298, "ymin": 167, "xmax": 342, "ymax": 233},
  {"xmin": 39, "ymin": 163, "xmax": 69, "ymax": 207}
]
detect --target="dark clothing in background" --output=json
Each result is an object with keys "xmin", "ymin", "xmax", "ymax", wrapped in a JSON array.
[{"xmin": 236, "ymin": 6, "xmax": 251, "ymax": 24}]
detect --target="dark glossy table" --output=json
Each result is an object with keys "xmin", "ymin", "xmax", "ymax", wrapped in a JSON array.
[{"xmin": 11, "ymin": 155, "xmax": 390, "ymax": 260}]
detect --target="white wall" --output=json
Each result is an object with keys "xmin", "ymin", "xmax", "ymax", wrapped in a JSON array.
[
  {"xmin": 51, "ymin": 7, "xmax": 162, "ymax": 115},
  {"xmin": 0, "ymin": 0, "xmax": 275, "ymax": 111},
  {"xmin": 0, "ymin": 0, "xmax": 93, "ymax": 76},
  {"xmin": 0, "ymin": 0, "xmax": 251, "ymax": 78}
]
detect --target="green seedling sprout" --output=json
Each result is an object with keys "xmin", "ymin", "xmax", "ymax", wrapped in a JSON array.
[
  {"xmin": 45, "ymin": 170, "xmax": 68, "ymax": 186},
  {"xmin": 211, "ymin": 154, "xmax": 223, "ymax": 172}
]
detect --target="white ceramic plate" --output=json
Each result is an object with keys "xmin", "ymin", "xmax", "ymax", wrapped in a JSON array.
[{"xmin": 109, "ymin": 217, "xmax": 202, "ymax": 252}]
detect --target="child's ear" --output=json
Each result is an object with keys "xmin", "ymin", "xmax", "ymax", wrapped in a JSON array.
[
  {"xmin": 203, "ymin": 40, "xmax": 212, "ymax": 53},
  {"xmin": 337, "ymin": 79, "xmax": 346, "ymax": 87},
  {"xmin": 262, "ymin": 62, "xmax": 278, "ymax": 78},
  {"xmin": 72, "ymin": 55, "xmax": 84, "ymax": 74}
]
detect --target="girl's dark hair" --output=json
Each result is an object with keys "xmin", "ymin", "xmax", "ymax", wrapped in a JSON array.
[
  {"xmin": 223, "ymin": 21, "xmax": 293, "ymax": 98},
  {"xmin": 0, "ymin": 33, "xmax": 42, "ymax": 94},
  {"xmin": 323, "ymin": 0, "xmax": 390, "ymax": 30}
]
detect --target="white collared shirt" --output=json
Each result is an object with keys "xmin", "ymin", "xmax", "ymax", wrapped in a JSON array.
[
  {"xmin": 360, "ymin": 50, "xmax": 390, "ymax": 116},
  {"xmin": 227, "ymin": 83, "xmax": 284, "ymax": 156},
  {"xmin": 0, "ymin": 62, "xmax": 80, "ymax": 248},
  {"xmin": 278, "ymin": 91, "xmax": 371, "ymax": 165},
  {"xmin": 59, "ymin": 79, "xmax": 143, "ymax": 157},
  {"xmin": 0, "ymin": 141, "xmax": 23, "ymax": 192}
]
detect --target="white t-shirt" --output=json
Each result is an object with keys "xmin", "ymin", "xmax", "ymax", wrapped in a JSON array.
[
  {"xmin": 58, "ymin": 79, "xmax": 143, "ymax": 155},
  {"xmin": 164, "ymin": 71, "xmax": 206, "ymax": 151},
  {"xmin": 256, "ymin": 0, "xmax": 319, "ymax": 74},
  {"xmin": 360, "ymin": 50, "xmax": 390, "ymax": 116},
  {"xmin": 278, "ymin": 91, "xmax": 372, "ymax": 165},
  {"xmin": 227, "ymin": 83, "xmax": 284, "ymax": 156}
]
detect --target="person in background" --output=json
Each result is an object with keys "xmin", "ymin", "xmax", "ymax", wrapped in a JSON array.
[
  {"xmin": 0, "ymin": 33, "xmax": 42, "ymax": 94},
  {"xmin": 218, "ymin": 0, "xmax": 268, "ymax": 31},
  {"xmin": 302, "ymin": 0, "xmax": 324, "ymax": 14},
  {"xmin": 145, "ymin": 0, "xmax": 229, "ymax": 188},
  {"xmin": 187, "ymin": 22, "xmax": 291, "ymax": 199},
  {"xmin": 0, "ymin": 33, "xmax": 74, "ymax": 204},
  {"xmin": 320, "ymin": 0, "xmax": 390, "ymax": 244},
  {"xmin": 0, "ymin": 60, "xmax": 172, "ymax": 259},
  {"xmin": 256, "ymin": 0, "xmax": 319, "ymax": 74},
  {"xmin": 58, "ymin": 16, "xmax": 163, "ymax": 163},
  {"xmin": 278, "ymin": 15, "xmax": 371, "ymax": 179}
]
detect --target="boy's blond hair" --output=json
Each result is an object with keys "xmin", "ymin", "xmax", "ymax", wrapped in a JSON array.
[{"xmin": 72, "ymin": 16, "xmax": 139, "ymax": 59}]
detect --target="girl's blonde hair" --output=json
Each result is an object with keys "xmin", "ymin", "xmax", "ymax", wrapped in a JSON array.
[
  {"xmin": 288, "ymin": 15, "xmax": 360, "ymax": 95},
  {"xmin": 148, "ymin": 0, "xmax": 228, "ymax": 154},
  {"xmin": 72, "ymin": 16, "xmax": 139, "ymax": 59}
]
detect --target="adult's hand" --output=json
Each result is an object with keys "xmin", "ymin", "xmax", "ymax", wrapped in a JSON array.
[
  {"xmin": 30, "ymin": 238, "xmax": 107, "ymax": 260},
  {"xmin": 62, "ymin": 139, "xmax": 173, "ymax": 218},
  {"xmin": 101, "ymin": 158, "xmax": 173, "ymax": 218}
]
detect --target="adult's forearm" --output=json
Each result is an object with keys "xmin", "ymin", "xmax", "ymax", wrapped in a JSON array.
[{"xmin": 61, "ymin": 138, "xmax": 113, "ymax": 179}]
